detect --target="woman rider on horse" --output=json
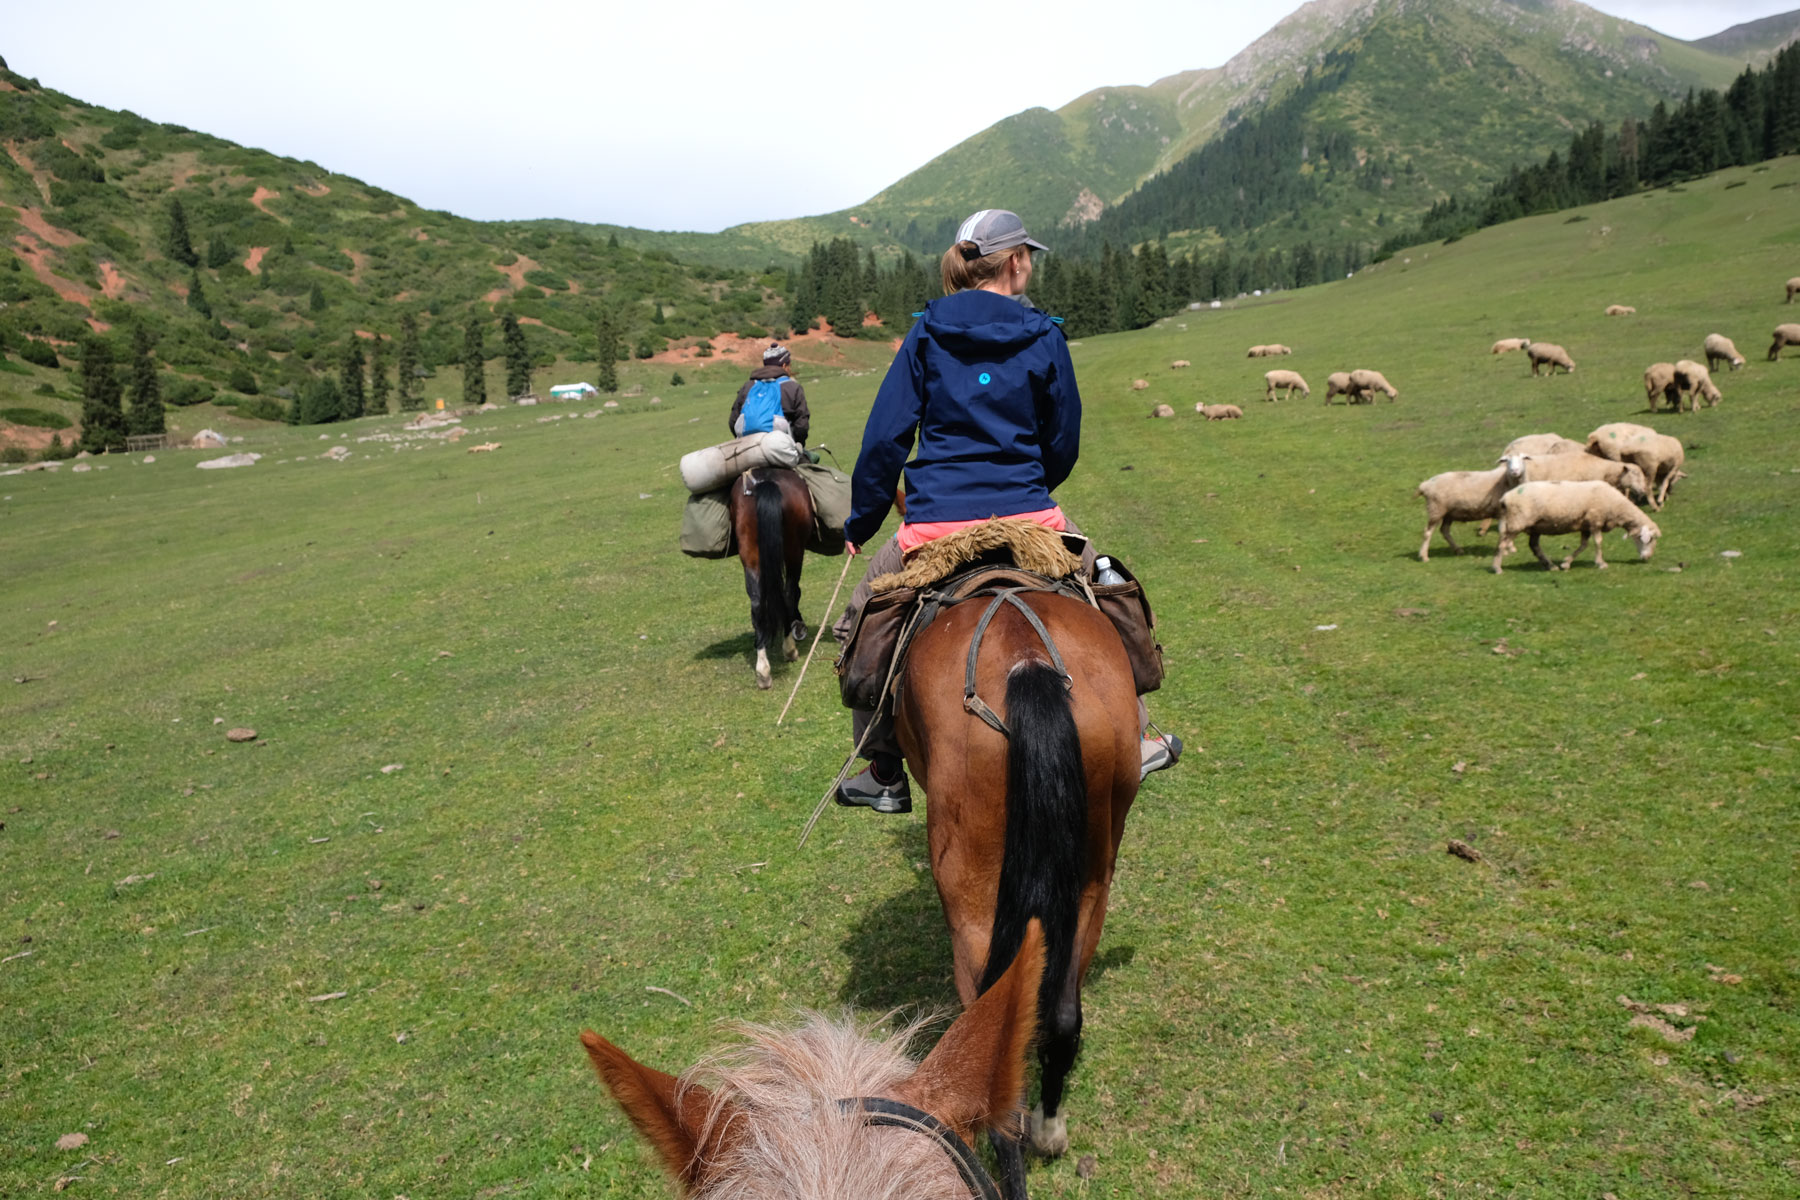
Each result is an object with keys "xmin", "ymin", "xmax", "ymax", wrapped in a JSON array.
[{"xmin": 832, "ymin": 208, "xmax": 1180, "ymax": 812}]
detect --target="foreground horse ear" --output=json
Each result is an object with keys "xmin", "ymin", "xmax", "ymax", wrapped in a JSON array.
[
  {"xmin": 898, "ymin": 919, "xmax": 1045, "ymax": 1136},
  {"xmin": 581, "ymin": 1030, "xmax": 720, "ymax": 1189}
]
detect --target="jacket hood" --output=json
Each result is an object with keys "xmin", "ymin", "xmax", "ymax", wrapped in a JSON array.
[{"xmin": 921, "ymin": 289, "xmax": 1058, "ymax": 354}]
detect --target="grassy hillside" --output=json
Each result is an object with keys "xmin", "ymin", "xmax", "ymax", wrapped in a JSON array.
[
  {"xmin": 4, "ymin": 155, "xmax": 1798, "ymax": 1196},
  {"xmin": 0, "ymin": 63, "xmax": 800, "ymax": 432},
  {"xmin": 1692, "ymin": 9, "xmax": 1800, "ymax": 65}
]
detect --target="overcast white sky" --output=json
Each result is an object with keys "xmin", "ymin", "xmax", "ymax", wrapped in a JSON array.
[{"xmin": 5, "ymin": 0, "xmax": 1794, "ymax": 232}]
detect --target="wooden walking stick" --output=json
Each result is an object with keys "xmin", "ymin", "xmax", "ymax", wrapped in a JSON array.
[{"xmin": 776, "ymin": 551, "xmax": 856, "ymax": 726}]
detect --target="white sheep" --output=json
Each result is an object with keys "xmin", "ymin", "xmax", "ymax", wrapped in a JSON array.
[
  {"xmin": 1702, "ymin": 333, "xmax": 1745, "ymax": 372},
  {"xmin": 1769, "ymin": 324, "xmax": 1800, "ymax": 361},
  {"xmin": 1490, "ymin": 338, "xmax": 1531, "ymax": 355},
  {"xmin": 1786, "ymin": 277, "xmax": 1799, "ymax": 304},
  {"xmin": 1491, "ymin": 480, "xmax": 1660, "ymax": 573},
  {"xmin": 1263, "ymin": 369, "xmax": 1309, "ymax": 401},
  {"xmin": 1526, "ymin": 342, "xmax": 1576, "ymax": 375},
  {"xmin": 1170, "ymin": 359, "xmax": 1191, "ymax": 369},
  {"xmin": 1415, "ymin": 454, "xmax": 1527, "ymax": 562},
  {"xmin": 1323, "ymin": 372, "xmax": 1355, "ymax": 404},
  {"xmin": 1604, "ymin": 305, "xmax": 1637, "ymax": 316},
  {"xmin": 1672, "ymin": 359, "xmax": 1722, "ymax": 411},
  {"xmin": 1521, "ymin": 452, "xmax": 1649, "ymax": 502},
  {"xmin": 1501, "ymin": 433, "xmax": 1585, "ymax": 458},
  {"xmin": 1349, "ymin": 368, "xmax": 1397, "ymax": 401},
  {"xmin": 1643, "ymin": 363, "xmax": 1678, "ymax": 411},
  {"xmin": 1198, "ymin": 403, "xmax": 1243, "ymax": 420},
  {"xmin": 1585, "ymin": 422, "xmax": 1686, "ymax": 509},
  {"xmin": 1151, "ymin": 403, "xmax": 1175, "ymax": 418},
  {"xmin": 1247, "ymin": 344, "xmax": 1293, "ymax": 358}
]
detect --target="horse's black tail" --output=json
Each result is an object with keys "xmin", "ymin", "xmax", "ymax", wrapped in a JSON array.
[
  {"xmin": 978, "ymin": 659, "xmax": 1086, "ymax": 1031},
  {"xmin": 752, "ymin": 478, "xmax": 789, "ymax": 649}
]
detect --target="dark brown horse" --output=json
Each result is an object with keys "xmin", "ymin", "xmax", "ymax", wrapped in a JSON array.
[
  {"xmin": 895, "ymin": 589, "xmax": 1141, "ymax": 1198},
  {"xmin": 728, "ymin": 467, "xmax": 814, "ymax": 689}
]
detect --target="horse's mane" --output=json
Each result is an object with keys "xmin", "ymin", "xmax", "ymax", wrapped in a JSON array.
[{"xmin": 678, "ymin": 1011, "xmax": 974, "ymax": 1199}]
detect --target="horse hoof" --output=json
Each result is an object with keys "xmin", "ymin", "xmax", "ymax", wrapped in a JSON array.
[
  {"xmin": 1028, "ymin": 1105, "xmax": 1068, "ymax": 1157},
  {"xmin": 782, "ymin": 637, "xmax": 798, "ymax": 662},
  {"xmin": 756, "ymin": 670, "xmax": 772, "ymax": 690}
]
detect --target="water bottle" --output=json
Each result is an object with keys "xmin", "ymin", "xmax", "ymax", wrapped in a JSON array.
[{"xmin": 1094, "ymin": 556, "xmax": 1125, "ymax": 586}]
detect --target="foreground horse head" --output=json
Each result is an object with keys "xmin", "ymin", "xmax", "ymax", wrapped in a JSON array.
[
  {"xmin": 897, "ymin": 580, "xmax": 1142, "ymax": 1195},
  {"xmin": 583, "ymin": 923, "xmax": 1044, "ymax": 1197},
  {"xmin": 729, "ymin": 468, "xmax": 813, "ymax": 689}
]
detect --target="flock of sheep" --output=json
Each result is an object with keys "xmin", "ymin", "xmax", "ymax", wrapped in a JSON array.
[{"xmin": 1412, "ymin": 280, "xmax": 1800, "ymax": 573}]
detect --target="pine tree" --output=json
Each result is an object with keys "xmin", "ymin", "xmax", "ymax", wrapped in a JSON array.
[
  {"xmin": 368, "ymin": 334, "xmax": 390, "ymax": 416},
  {"xmin": 462, "ymin": 319, "xmax": 487, "ymax": 407},
  {"xmin": 340, "ymin": 339, "xmax": 366, "ymax": 420},
  {"xmin": 309, "ymin": 282, "xmax": 326, "ymax": 313},
  {"xmin": 501, "ymin": 313, "xmax": 531, "ymax": 398},
  {"xmin": 165, "ymin": 199, "xmax": 198, "ymax": 267},
  {"xmin": 125, "ymin": 325, "xmax": 164, "ymax": 436},
  {"xmin": 205, "ymin": 235, "xmax": 235, "ymax": 270},
  {"xmin": 77, "ymin": 335, "xmax": 126, "ymax": 453},
  {"xmin": 299, "ymin": 376, "xmax": 340, "ymax": 425},
  {"xmin": 187, "ymin": 271, "xmax": 211, "ymax": 318},
  {"xmin": 396, "ymin": 313, "xmax": 422, "ymax": 411},
  {"xmin": 594, "ymin": 306, "xmax": 619, "ymax": 393}
]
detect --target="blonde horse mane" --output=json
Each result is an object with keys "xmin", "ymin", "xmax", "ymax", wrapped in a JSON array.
[{"xmin": 676, "ymin": 1011, "xmax": 975, "ymax": 1199}]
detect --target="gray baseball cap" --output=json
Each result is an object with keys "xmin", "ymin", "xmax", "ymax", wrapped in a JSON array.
[{"xmin": 954, "ymin": 209, "xmax": 1049, "ymax": 256}]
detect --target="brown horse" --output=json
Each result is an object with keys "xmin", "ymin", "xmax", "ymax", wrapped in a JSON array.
[
  {"xmin": 895, "ymin": 587, "xmax": 1141, "ymax": 1198},
  {"xmin": 583, "ymin": 923, "xmax": 1046, "ymax": 1198},
  {"xmin": 727, "ymin": 467, "xmax": 813, "ymax": 689}
]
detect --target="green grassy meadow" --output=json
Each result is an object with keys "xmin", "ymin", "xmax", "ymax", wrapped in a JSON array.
[{"xmin": 4, "ymin": 159, "xmax": 1799, "ymax": 1197}]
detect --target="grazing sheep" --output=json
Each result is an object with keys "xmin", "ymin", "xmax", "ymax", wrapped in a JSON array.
[
  {"xmin": 1768, "ymin": 324, "xmax": 1800, "ymax": 361},
  {"xmin": 1786, "ymin": 277, "xmax": 1800, "ymax": 303},
  {"xmin": 1604, "ymin": 305, "xmax": 1637, "ymax": 316},
  {"xmin": 1526, "ymin": 342, "xmax": 1576, "ymax": 375},
  {"xmin": 1491, "ymin": 480, "xmax": 1660, "ymax": 573},
  {"xmin": 1323, "ymin": 371, "xmax": 1355, "ymax": 404},
  {"xmin": 1198, "ymin": 403, "xmax": 1243, "ymax": 420},
  {"xmin": 1171, "ymin": 360, "xmax": 1191, "ymax": 369},
  {"xmin": 1490, "ymin": 338, "xmax": 1531, "ymax": 355},
  {"xmin": 1415, "ymin": 454, "xmax": 1527, "ymax": 562},
  {"xmin": 1501, "ymin": 433, "xmax": 1585, "ymax": 458},
  {"xmin": 1263, "ymin": 369, "xmax": 1310, "ymax": 401},
  {"xmin": 1585, "ymin": 422, "xmax": 1686, "ymax": 509},
  {"xmin": 1521, "ymin": 452, "xmax": 1649, "ymax": 502},
  {"xmin": 1246, "ymin": 344, "xmax": 1292, "ymax": 358},
  {"xmin": 1643, "ymin": 362, "xmax": 1679, "ymax": 411},
  {"xmin": 1151, "ymin": 403, "xmax": 1175, "ymax": 418},
  {"xmin": 1348, "ymin": 368, "xmax": 1398, "ymax": 401},
  {"xmin": 1703, "ymin": 333, "xmax": 1745, "ymax": 372},
  {"xmin": 1672, "ymin": 360, "xmax": 1722, "ymax": 411},
  {"xmin": 1131, "ymin": 379, "xmax": 1151, "ymax": 391}
]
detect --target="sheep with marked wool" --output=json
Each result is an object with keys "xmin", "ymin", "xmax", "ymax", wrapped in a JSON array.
[{"xmin": 1414, "ymin": 454, "xmax": 1527, "ymax": 562}]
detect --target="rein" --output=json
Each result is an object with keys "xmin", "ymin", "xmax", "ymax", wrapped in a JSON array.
[{"xmin": 836, "ymin": 1097, "xmax": 1003, "ymax": 1200}]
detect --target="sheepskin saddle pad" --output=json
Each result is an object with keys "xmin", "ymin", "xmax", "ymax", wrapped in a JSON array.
[{"xmin": 869, "ymin": 518, "xmax": 1084, "ymax": 594}]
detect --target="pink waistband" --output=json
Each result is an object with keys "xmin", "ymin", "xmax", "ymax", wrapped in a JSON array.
[{"xmin": 897, "ymin": 507, "xmax": 1067, "ymax": 555}]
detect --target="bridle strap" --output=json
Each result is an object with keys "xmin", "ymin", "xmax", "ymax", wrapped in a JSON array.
[{"xmin": 836, "ymin": 1097, "xmax": 1004, "ymax": 1200}]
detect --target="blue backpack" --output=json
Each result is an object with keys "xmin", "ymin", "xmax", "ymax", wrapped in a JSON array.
[{"xmin": 740, "ymin": 377, "xmax": 787, "ymax": 435}]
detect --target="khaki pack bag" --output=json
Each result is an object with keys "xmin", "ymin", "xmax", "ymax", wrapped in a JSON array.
[
  {"xmin": 680, "ymin": 488, "xmax": 733, "ymax": 558},
  {"xmin": 793, "ymin": 460, "xmax": 851, "ymax": 556}
]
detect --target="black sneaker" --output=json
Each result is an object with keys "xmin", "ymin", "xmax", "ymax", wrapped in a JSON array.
[
  {"xmin": 1139, "ymin": 732, "xmax": 1183, "ymax": 781},
  {"xmin": 836, "ymin": 763, "xmax": 912, "ymax": 814}
]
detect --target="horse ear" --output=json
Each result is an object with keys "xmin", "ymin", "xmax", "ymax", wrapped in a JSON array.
[
  {"xmin": 896, "ymin": 919, "xmax": 1045, "ymax": 1136},
  {"xmin": 580, "ymin": 1030, "xmax": 721, "ymax": 1189}
]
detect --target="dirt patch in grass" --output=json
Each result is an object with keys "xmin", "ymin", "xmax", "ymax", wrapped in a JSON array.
[
  {"xmin": 295, "ymin": 181, "xmax": 331, "ymax": 198},
  {"xmin": 244, "ymin": 246, "xmax": 268, "ymax": 275},
  {"xmin": 0, "ymin": 421, "xmax": 79, "ymax": 453},
  {"xmin": 343, "ymin": 249, "xmax": 368, "ymax": 286},
  {"xmin": 98, "ymin": 260, "xmax": 126, "ymax": 299},
  {"xmin": 250, "ymin": 187, "xmax": 280, "ymax": 216},
  {"xmin": 648, "ymin": 321, "xmax": 874, "ymax": 368},
  {"xmin": 12, "ymin": 234, "xmax": 92, "ymax": 306},
  {"xmin": 12, "ymin": 206, "xmax": 81, "ymax": 248},
  {"xmin": 3, "ymin": 141, "xmax": 51, "ymax": 204}
]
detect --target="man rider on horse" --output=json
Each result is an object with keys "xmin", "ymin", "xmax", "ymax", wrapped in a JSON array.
[
  {"xmin": 729, "ymin": 343, "xmax": 810, "ymax": 444},
  {"xmin": 832, "ymin": 209, "xmax": 1180, "ymax": 813}
]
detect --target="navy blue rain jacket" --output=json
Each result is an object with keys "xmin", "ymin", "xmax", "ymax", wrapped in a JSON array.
[{"xmin": 845, "ymin": 289, "xmax": 1081, "ymax": 548}]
